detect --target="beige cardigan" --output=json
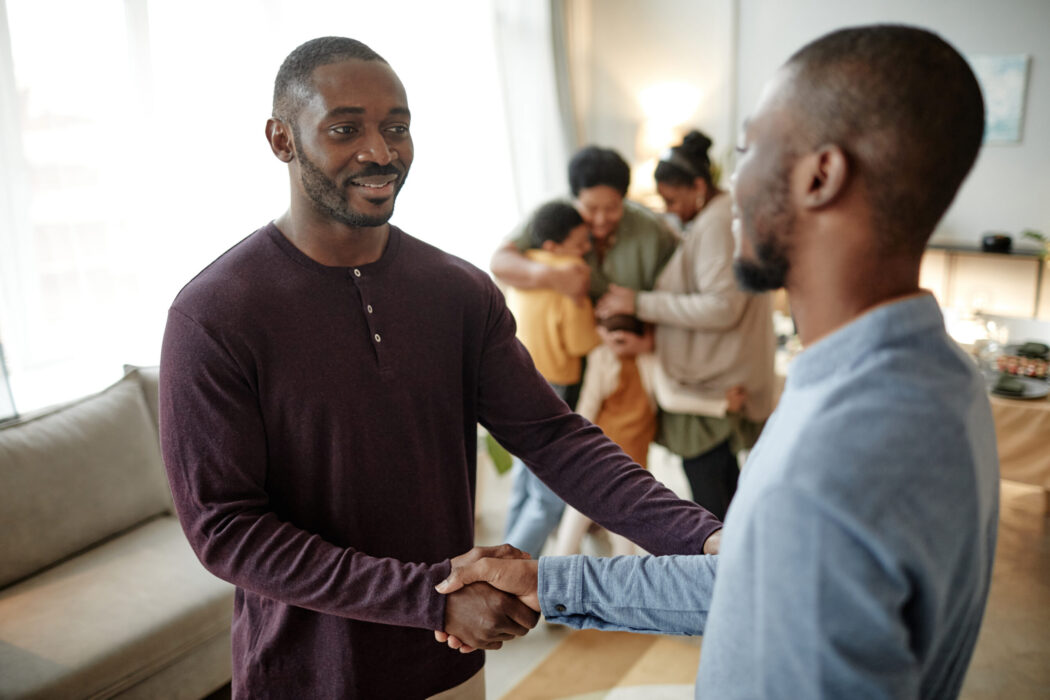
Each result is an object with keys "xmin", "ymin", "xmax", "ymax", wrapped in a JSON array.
[{"xmin": 635, "ymin": 193, "xmax": 777, "ymax": 423}]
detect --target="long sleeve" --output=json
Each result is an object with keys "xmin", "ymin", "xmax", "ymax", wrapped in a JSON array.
[
  {"xmin": 476, "ymin": 288, "xmax": 722, "ymax": 556},
  {"xmin": 635, "ymin": 197, "xmax": 747, "ymax": 332},
  {"xmin": 160, "ymin": 308, "xmax": 450, "ymax": 632},
  {"xmin": 538, "ymin": 554, "xmax": 717, "ymax": 635}
]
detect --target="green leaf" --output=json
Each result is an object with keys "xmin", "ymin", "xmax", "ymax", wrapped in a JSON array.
[{"xmin": 485, "ymin": 432, "xmax": 513, "ymax": 475}]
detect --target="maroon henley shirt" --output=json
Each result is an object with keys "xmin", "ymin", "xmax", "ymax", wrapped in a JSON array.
[{"xmin": 159, "ymin": 223, "xmax": 719, "ymax": 698}]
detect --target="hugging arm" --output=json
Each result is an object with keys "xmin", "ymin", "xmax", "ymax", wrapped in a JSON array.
[{"xmin": 490, "ymin": 238, "xmax": 590, "ymax": 299}]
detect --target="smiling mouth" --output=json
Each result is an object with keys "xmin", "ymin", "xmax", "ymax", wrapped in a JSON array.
[{"xmin": 348, "ymin": 174, "xmax": 399, "ymax": 199}]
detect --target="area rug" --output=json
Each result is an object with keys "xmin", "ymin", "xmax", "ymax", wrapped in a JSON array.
[{"xmin": 501, "ymin": 629, "xmax": 700, "ymax": 699}]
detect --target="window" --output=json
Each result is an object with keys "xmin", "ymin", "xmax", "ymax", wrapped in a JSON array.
[{"xmin": 0, "ymin": 0, "xmax": 521, "ymax": 411}]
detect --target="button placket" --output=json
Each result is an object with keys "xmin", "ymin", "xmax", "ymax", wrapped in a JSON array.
[{"xmin": 349, "ymin": 268, "xmax": 383, "ymax": 351}]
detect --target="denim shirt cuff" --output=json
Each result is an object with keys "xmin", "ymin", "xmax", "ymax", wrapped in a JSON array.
[{"xmin": 538, "ymin": 555, "xmax": 582, "ymax": 621}]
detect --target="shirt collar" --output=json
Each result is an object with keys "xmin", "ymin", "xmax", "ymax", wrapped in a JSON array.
[{"xmin": 788, "ymin": 292, "xmax": 944, "ymax": 387}]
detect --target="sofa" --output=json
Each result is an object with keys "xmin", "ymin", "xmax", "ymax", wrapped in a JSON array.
[{"xmin": 0, "ymin": 367, "xmax": 234, "ymax": 699}]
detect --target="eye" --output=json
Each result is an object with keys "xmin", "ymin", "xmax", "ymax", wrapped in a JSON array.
[
  {"xmin": 331, "ymin": 125, "xmax": 357, "ymax": 136},
  {"xmin": 386, "ymin": 124, "xmax": 410, "ymax": 137}
]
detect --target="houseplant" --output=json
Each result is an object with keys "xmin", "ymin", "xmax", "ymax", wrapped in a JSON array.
[{"xmin": 1022, "ymin": 229, "xmax": 1048, "ymax": 262}]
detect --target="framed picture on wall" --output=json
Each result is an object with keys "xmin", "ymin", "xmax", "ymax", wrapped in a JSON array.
[{"xmin": 966, "ymin": 54, "xmax": 1031, "ymax": 144}]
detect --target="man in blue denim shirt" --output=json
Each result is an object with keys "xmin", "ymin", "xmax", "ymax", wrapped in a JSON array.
[{"xmin": 438, "ymin": 24, "xmax": 999, "ymax": 699}]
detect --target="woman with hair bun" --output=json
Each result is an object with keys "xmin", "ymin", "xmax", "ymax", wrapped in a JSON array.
[{"xmin": 596, "ymin": 130, "xmax": 776, "ymax": 520}]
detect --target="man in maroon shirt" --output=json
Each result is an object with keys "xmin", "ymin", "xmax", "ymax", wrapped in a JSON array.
[{"xmin": 160, "ymin": 36, "xmax": 721, "ymax": 698}]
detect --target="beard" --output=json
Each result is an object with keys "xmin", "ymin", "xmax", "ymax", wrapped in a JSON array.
[
  {"xmin": 296, "ymin": 146, "xmax": 405, "ymax": 228},
  {"xmin": 734, "ymin": 238, "xmax": 791, "ymax": 292},
  {"xmin": 732, "ymin": 159, "xmax": 795, "ymax": 293}
]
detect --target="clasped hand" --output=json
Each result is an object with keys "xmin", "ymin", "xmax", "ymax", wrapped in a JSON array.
[{"xmin": 433, "ymin": 544, "xmax": 541, "ymax": 654}]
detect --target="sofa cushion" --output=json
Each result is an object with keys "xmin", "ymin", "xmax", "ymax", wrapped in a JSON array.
[
  {"xmin": 0, "ymin": 516, "xmax": 234, "ymax": 698},
  {"xmin": 116, "ymin": 630, "xmax": 231, "ymax": 700},
  {"xmin": 0, "ymin": 371, "xmax": 172, "ymax": 587},
  {"xmin": 123, "ymin": 365, "xmax": 160, "ymax": 434}
]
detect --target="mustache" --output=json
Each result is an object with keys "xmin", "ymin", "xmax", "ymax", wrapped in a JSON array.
[{"xmin": 348, "ymin": 163, "xmax": 402, "ymax": 180}]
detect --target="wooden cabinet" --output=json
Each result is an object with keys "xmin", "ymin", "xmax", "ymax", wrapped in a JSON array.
[{"xmin": 920, "ymin": 244, "xmax": 1048, "ymax": 319}]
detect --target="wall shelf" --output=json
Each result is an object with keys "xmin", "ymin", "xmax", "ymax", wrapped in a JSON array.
[{"xmin": 921, "ymin": 242, "xmax": 1049, "ymax": 319}]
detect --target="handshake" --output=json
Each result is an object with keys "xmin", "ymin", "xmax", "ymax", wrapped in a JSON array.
[{"xmin": 432, "ymin": 544, "xmax": 543, "ymax": 654}]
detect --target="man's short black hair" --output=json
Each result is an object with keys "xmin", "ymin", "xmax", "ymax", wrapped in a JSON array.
[
  {"xmin": 568, "ymin": 146, "xmax": 631, "ymax": 197},
  {"xmin": 273, "ymin": 37, "xmax": 387, "ymax": 124},
  {"xmin": 529, "ymin": 201, "xmax": 584, "ymax": 248},
  {"xmin": 784, "ymin": 24, "xmax": 984, "ymax": 253},
  {"xmin": 599, "ymin": 314, "xmax": 645, "ymax": 336}
]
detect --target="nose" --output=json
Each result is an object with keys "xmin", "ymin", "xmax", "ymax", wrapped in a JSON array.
[{"xmin": 356, "ymin": 130, "xmax": 397, "ymax": 165}]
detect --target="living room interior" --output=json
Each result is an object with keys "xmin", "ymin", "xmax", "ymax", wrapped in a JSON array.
[{"xmin": 1, "ymin": 0, "xmax": 1048, "ymax": 698}]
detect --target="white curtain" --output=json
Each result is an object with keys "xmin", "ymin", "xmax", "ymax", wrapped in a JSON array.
[
  {"xmin": 491, "ymin": 0, "xmax": 573, "ymax": 216},
  {"xmin": 0, "ymin": 342, "xmax": 13, "ymax": 421},
  {"xmin": 0, "ymin": 0, "xmax": 555, "ymax": 412}
]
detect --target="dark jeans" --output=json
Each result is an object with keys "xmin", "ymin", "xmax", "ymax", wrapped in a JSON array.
[{"xmin": 682, "ymin": 439, "xmax": 739, "ymax": 521}]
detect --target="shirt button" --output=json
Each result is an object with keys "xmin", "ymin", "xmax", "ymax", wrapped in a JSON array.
[
  {"xmin": 555, "ymin": 604, "xmax": 566, "ymax": 612},
  {"xmin": 353, "ymin": 268, "xmax": 362, "ymax": 277},
  {"xmin": 367, "ymin": 305, "xmax": 373, "ymax": 313},
  {"xmin": 374, "ymin": 333, "xmax": 382, "ymax": 343}
]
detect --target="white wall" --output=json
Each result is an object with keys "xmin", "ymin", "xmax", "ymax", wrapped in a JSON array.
[{"xmin": 736, "ymin": 0, "xmax": 1050, "ymax": 246}]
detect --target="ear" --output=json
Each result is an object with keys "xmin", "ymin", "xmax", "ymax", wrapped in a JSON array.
[
  {"xmin": 266, "ymin": 117, "xmax": 296, "ymax": 163},
  {"xmin": 540, "ymin": 240, "xmax": 557, "ymax": 252},
  {"xmin": 694, "ymin": 178, "xmax": 709, "ymax": 203},
  {"xmin": 799, "ymin": 144, "xmax": 848, "ymax": 209}
]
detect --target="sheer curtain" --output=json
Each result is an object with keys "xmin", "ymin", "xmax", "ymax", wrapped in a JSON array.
[
  {"xmin": 491, "ymin": 0, "xmax": 573, "ymax": 215},
  {"xmin": 0, "ymin": 0, "xmax": 566, "ymax": 412}
]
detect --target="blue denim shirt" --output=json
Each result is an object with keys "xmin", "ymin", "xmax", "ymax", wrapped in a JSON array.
[{"xmin": 539, "ymin": 294, "xmax": 999, "ymax": 699}]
